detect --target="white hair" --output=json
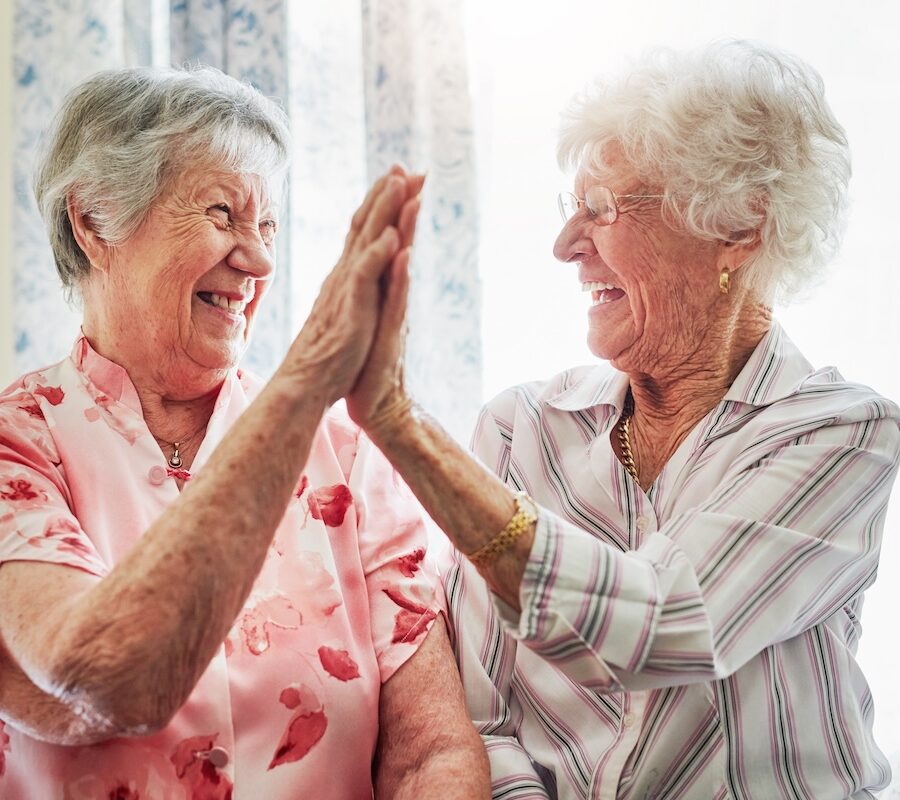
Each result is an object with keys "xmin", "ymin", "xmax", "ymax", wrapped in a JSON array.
[
  {"xmin": 557, "ymin": 40, "xmax": 851, "ymax": 304},
  {"xmin": 34, "ymin": 66, "xmax": 291, "ymax": 291}
]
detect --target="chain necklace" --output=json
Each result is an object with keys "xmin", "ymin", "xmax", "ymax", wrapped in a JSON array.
[
  {"xmin": 617, "ymin": 393, "xmax": 639, "ymax": 481},
  {"xmin": 157, "ymin": 424, "xmax": 206, "ymax": 470}
]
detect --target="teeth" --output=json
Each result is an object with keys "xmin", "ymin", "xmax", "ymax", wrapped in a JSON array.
[
  {"xmin": 581, "ymin": 281, "xmax": 618, "ymax": 292},
  {"xmin": 208, "ymin": 293, "xmax": 248, "ymax": 313}
]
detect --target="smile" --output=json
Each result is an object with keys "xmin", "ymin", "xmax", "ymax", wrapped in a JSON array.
[
  {"xmin": 197, "ymin": 292, "xmax": 250, "ymax": 315},
  {"xmin": 582, "ymin": 281, "xmax": 625, "ymax": 306}
]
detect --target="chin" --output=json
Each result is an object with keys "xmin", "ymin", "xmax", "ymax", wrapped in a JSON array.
[{"xmin": 194, "ymin": 338, "xmax": 246, "ymax": 374}]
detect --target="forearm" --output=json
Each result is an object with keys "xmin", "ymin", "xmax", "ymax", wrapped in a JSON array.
[
  {"xmin": 367, "ymin": 407, "xmax": 532, "ymax": 610},
  {"xmin": 37, "ymin": 371, "xmax": 327, "ymax": 732},
  {"xmin": 376, "ymin": 746, "xmax": 491, "ymax": 800},
  {"xmin": 0, "ymin": 642, "xmax": 112, "ymax": 745},
  {"xmin": 374, "ymin": 618, "xmax": 491, "ymax": 799}
]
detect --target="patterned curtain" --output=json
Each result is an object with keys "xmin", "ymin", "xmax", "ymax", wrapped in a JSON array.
[{"xmin": 11, "ymin": 0, "xmax": 482, "ymax": 441}]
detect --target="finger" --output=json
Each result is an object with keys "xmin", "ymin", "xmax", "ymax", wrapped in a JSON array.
[
  {"xmin": 367, "ymin": 249, "xmax": 411, "ymax": 377},
  {"xmin": 357, "ymin": 175, "xmax": 406, "ymax": 249},
  {"xmin": 355, "ymin": 225, "xmax": 401, "ymax": 283},
  {"xmin": 397, "ymin": 196, "xmax": 421, "ymax": 250},
  {"xmin": 345, "ymin": 170, "xmax": 398, "ymax": 252},
  {"xmin": 406, "ymin": 172, "xmax": 426, "ymax": 199}
]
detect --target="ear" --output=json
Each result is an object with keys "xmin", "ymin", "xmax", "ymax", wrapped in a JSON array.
[
  {"xmin": 66, "ymin": 192, "xmax": 112, "ymax": 273},
  {"xmin": 716, "ymin": 232, "xmax": 762, "ymax": 276}
]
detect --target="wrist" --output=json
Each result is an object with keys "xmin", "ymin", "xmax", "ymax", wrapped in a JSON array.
[
  {"xmin": 264, "ymin": 368, "xmax": 330, "ymax": 423},
  {"xmin": 363, "ymin": 394, "xmax": 417, "ymax": 448}
]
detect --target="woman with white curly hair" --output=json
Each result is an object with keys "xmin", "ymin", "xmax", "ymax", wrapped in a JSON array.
[{"xmin": 345, "ymin": 41, "xmax": 900, "ymax": 798}]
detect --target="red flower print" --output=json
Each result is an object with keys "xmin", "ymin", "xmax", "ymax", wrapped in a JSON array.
[
  {"xmin": 307, "ymin": 484, "xmax": 353, "ymax": 527},
  {"xmin": 167, "ymin": 467, "xmax": 192, "ymax": 482},
  {"xmin": 171, "ymin": 734, "xmax": 234, "ymax": 800},
  {"xmin": 0, "ymin": 396, "xmax": 59, "ymax": 463},
  {"xmin": 34, "ymin": 385, "xmax": 65, "ymax": 405},
  {"xmin": 383, "ymin": 587, "xmax": 437, "ymax": 644},
  {"xmin": 83, "ymin": 385, "xmax": 145, "ymax": 445},
  {"xmin": 278, "ymin": 682, "xmax": 320, "ymax": 712},
  {"xmin": 172, "ymin": 734, "xmax": 216, "ymax": 777},
  {"xmin": 396, "ymin": 547, "xmax": 426, "ymax": 578},
  {"xmin": 238, "ymin": 594, "xmax": 302, "ymax": 656},
  {"xmin": 294, "ymin": 474, "xmax": 309, "ymax": 500},
  {"xmin": 18, "ymin": 402, "xmax": 43, "ymax": 419},
  {"xmin": 0, "ymin": 720, "xmax": 10, "ymax": 778},
  {"xmin": 0, "ymin": 475, "xmax": 48, "ymax": 509},
  {"xmin": 269, "ymin": 709, "xmax": 328, "ymax": 769},
  {"xmin": 41, "ymin": 517, "xmax": 95, "ymax": 561},
  {"xmin": 284, "ymin": 552, "xmax": 343, "ymax": 625},
  {"xmin": 270, "ymin": 684, "xmax": 328, "ymax": 768},
  {"xmin": 60, "ymin": 536, "xmax": 93, "ymax": 559},
  {"xmin": 318, "ymin": 646, "xmax": 361, "ymax": 681}
]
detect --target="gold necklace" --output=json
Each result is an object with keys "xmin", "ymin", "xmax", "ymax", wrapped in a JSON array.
[
  {"xmin": 617, "ymin": 394, "xmax": 639, "ymax": 481},
  {"xmin": 157, "ymin": 424, "xmax": 206, "ymax": 469}
]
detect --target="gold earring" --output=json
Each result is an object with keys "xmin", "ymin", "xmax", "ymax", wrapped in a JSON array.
[{"xmin": 719, "ymin": 267, "xmax": 730, "ymax": 295}]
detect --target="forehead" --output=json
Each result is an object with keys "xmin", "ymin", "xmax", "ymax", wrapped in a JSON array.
[
  {"xmin": 574, "ymin": 142, "xmax": 640, "ymax": 191},
  {"xmin": 167, "ymin": 165, "xmax": 281, "ymax": 210}
]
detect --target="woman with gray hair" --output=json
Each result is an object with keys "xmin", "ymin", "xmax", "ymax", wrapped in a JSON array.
[
  {"xmin": 0, "ymin": 67, "xmax": 489, "ymax": 797},
  {"xmin": 345, "ymin": 41, "xmax": 900, "ymax": 798}
]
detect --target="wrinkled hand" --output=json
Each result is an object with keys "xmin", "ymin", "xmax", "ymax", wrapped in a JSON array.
[
  {"xmin": 282, "ymin": 166, "xmax": 422, "ymax": 406},
  {"xmin": 346, "ymin": 176, "xmax": 424, "ymax": 439}
]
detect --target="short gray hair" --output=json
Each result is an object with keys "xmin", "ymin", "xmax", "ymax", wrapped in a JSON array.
[
  {"xmin": 557, "ymin": 40, "xmax": 851, "ymax": 304},
  {"xmin": 34, "ymin": 66, "xmax": 291, "ymax": 289}
]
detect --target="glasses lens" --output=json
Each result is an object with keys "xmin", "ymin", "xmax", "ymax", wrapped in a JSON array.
[
  {"xmin": 585, "ymin": 186, "xmax": 617, "ymax": 225},
  {"xmin": 558, "ymin": 192, "xmax": 580, "ymax": 222}
]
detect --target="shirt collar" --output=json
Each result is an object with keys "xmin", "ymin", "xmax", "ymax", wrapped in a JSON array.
[
  {"xmin": 722, "ymin": 321, "xmax": 814, "ymax": 407},
  {"xmin": 70, "ymin": 332, "xmax": 241, "ymax": 418},
  {"xmin": 547, "ymin": 366, "xmax": 630, "ymax": 413},
  {"xmin": 71, "ymin": 333, "xmax": 144, "ymax": 415},
  {"xmin": 545, "ymin": 321, "xmax": 813, "ymax": 414}
]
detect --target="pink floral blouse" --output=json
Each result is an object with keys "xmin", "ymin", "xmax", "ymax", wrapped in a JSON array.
[{"xmin": 0, "ymin": 336, "xmax": 441, "ymax": 799}]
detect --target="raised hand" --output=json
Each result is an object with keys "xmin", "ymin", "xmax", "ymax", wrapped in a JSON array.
[
  {"xmin": 346, "ymin": 175, "xmax": 424, "ymax": 437},
  {"xmin": 281, "ymin": 166, "xmax": 422, "ymax": 406}
]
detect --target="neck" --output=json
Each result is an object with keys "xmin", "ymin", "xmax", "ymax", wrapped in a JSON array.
[
  {"xmin": 140, "ymin": 390, "xmax": 217, "ymax": 447},
  {"xmin": 629, "ymin": 302, "xmax": 771, "ymax": 421},
  {"xmin": 81, "ymin": 311, "xmax": 222, "ymax": 446},
  {"xmin": 622, "ymin": 301, "xmax": 772, "ymax": 488}
]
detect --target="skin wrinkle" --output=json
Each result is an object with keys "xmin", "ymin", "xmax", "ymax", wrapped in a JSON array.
[
  {"xmin": 0, "ymin": 165, "xmax": 413, "ymax": 740},
  {"xmin": 350, "ymin": 146, "xmax": 771, "ymax": 614},
  {"xmin": 2, "ymin": 157, "xmax": 488, "ymax": 797},
  {"xmin": 557, "ymin": 150, "xmax": 771, "ymax": 489}
]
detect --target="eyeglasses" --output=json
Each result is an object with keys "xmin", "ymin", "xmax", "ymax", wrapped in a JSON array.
[{"xmin": 557, "ymin": 186, "xmax": 665, "ymax": 226}]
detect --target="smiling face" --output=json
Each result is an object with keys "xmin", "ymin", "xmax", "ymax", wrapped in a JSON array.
[
  {"xmin": 553, "ymin": 149, "xmax": 726, "ymax": 375},
  {"xmin": 82, "ymin": 165, "xmax": 279, "ymax": 399}
]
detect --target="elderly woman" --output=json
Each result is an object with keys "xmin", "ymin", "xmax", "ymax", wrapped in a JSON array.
[
  {"xmin": 0, "ymin": 67, "xmax": 489, "ymax": 797},
  {"xmin": 348, "ymin": 41, "xmax": 900, "ymax": 799}
]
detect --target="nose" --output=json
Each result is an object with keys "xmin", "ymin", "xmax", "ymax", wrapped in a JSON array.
[
  {"xmin": 227, "ymin": 227, "xmax": 276, "ymax": 279},
  {"xmin": 552, "ymin": 216, "xmax": 597, "ymax": 264}
]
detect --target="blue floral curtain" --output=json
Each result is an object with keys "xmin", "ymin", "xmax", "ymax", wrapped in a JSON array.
[{"xmin": 11, "ymin": 0, "xmax": 482, "ymax": 441}]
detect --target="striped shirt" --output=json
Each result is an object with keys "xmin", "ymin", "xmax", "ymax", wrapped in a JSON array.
[{"xmin": 444, "ymin": 322, "xmax": 900, "ymax": 800}]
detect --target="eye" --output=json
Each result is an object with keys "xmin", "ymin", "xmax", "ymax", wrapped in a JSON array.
[
  {"xmin": 209, "ymin": 203, "xmax": 231, "ymax": 222},
  {"xmin": 259, "ymin": 218, "xmax": 278, "ymax": 245}
]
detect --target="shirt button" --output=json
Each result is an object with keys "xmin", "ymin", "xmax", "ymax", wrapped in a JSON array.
[
  {"xmin": 622, "ymin": 713, "xmax": 635, "ymax": 728},
  {"xmin": 148, "ymin": 465, "xmax": 167, "ymax": 486},
  {"xmin": 207, "ymin": 746, "xmax": 230, "ymax": 768},
  {"xmin": 636, "ymin": 515, "xmax": 649, "ymax": 533}
]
